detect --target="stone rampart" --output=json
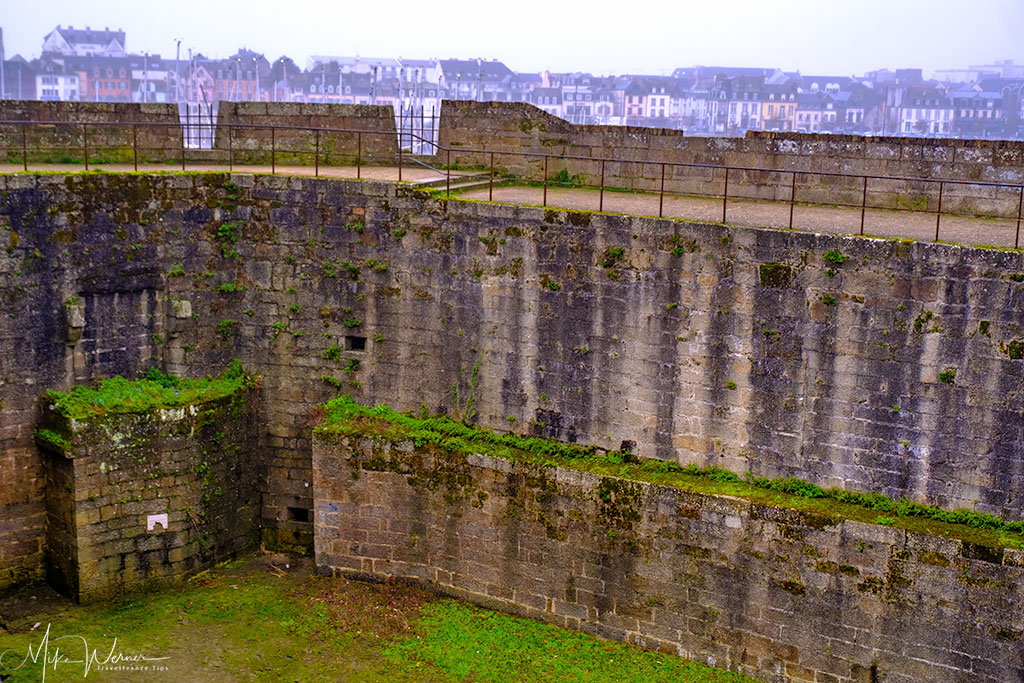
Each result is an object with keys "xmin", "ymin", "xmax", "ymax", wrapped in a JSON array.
[
  {"xmin": 314, "ymin": 434, "xmax": 1024, "ymax": 683},
  {"xmin": 437, "ymin": 101, "xmax": 1024, "ymax": 216},
  {"xmin": 0, "ymin": 100, "xmax": 398, "ymax": 167},
  {"xmin": 37, "ymin": 387, "xmax": 260, "ymax": 603},
  {"xmin": 0, "ymin": 100, "xmax": 182, "ymax": 164},
  {"xmin": 214, "ymin": 101, "xmax": 398, "ymax": 166},
  {"xmin": 3, "ymin": 172, "xmax": 1024, "ymax": 592}
]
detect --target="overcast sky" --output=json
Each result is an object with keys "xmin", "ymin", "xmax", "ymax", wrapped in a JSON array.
[{"xmin": 3, "ymin": 0, "xmax": 1023, "ymax": 77}]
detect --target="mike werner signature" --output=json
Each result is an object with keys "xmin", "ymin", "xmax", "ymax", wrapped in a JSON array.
[{"xmin": 0, "ymin": 623, "xmax": 170, "ymax": 681}]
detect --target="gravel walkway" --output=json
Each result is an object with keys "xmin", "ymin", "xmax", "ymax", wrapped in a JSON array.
[{"xmin": 458, "ymin": 185, "xmax": 1021, "ymax": 249}]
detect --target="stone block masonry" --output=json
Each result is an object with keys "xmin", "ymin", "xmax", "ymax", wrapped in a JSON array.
[
  {"xmin": 37, "ymin": 386, "xmax": 260, "ymax": 603},
  {"xmin": 437, "ymin": 101, "xmax": 1024, "ymax": 216},
  {"xmin": 4, "ymin": 171, "xmax": 1024, "ymax": 591},
  {"xmin": 0, "ymin": 100, "xmax": 399, "ymax": 167},
  {"xmin": 214, "ymin": 101, "xmax": 398, "ymax": 167},
  {"xmin": 0, "ymin": 100, "xmax": 183, "ymax": 165},
  {"xmin": 314, "ymin": 434, "xmax": 1024, "ymax": 683}
]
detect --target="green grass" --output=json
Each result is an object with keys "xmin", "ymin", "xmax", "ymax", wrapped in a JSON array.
[
  {"xmin": 45, "ymin": 361, "xmax": 255, "ymax": 419},
  {"xmin": 383, "ymin": 601, "xmax": 752, "ymax": 682},
  {"xmin": 0, "ymin": 558, "xmax": 755, "ymax": 682},
  {"xmin": 320, "ymin": 397, "xmax": 1024, "ymax": 550}
]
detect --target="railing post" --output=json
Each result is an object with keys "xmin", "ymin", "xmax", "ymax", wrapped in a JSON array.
[
  {"xmin": 1016, "ymin": 185, "xmax": 1023, "ymax": 249},
  {"xmin": 659, "ymin": 163, "xmax": 666, "ymax": 218},
  {"xmin": 934, "ymin": 181, "xmax": 943, "ymax": 241},
  {"xmin": 722, "ymin": 167, "xmax": 729, "ymax": 223},
  {"xmin": 83, "ymin": 122, "xmax": 89, "ymax": 171},
  {"xmin": 489, "ymin": 151, "xmax": 494, "ymax": 201},
  {"xmin": 446, "ymin": 149, "xmax": 451, "ymax": 198},
  {"xmin": 132, "ymin": 124, "xmax": 138, "ymax": 171},
  {"xmin": 599, "ymin": 159, "xmax": 605, "ymax": 212},
  {"xmin": 357, "ymin": 132, "xmax": 362, "ymax": 179},
  {"xmin": 21, "ymin": 122, "xmax": 27, "ymax": 171},
  {"xmin": 315, "ymin": 129, "xmax": 320, "ymax": 177},
  {"xmin": 180, "ymin": 120, "xmax": 185, "ymax": 171},
  {"xmin": 859, "ymin": 176, "xmax": 867, "ymax": 235},
  {"xmin": 543, "ymin": 156, "xmax": 548, "ymax": 207},
  {"xmin": 788, "ymin": 171, "xmax": 796, "ymax": 229},
  {"xmin": 271, "ymin": 126, "xmax": 276, "ymax": 174},
  {"xmin": 398, "ymin": 139, "xmax": 403, "ymax": 182}
]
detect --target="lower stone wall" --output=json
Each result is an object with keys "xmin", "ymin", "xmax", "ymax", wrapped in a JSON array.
[
  {"xmin": 0, "ymin": 100, "xmax": 182, "ymax": 164},
  {"xmin": 437, "ymin": 101, "xmax": 1024, "ymax": 217},
  {"xmin": 314, "ymin": 434, "xmax": 1024, "ymax": 683},
  {"xmin": 38, "ymin": 390, "xmax": 261, "ymax": 603},
  {"xmin": 0, "ymin": 100, "xmax": 401, "ymax": 168},
  {"xmin": 213, "ymin": 101, "xmax": 398, "ymax": 166}
]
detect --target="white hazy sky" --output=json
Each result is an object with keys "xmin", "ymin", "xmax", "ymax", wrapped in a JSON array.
[{"xmin": 3, "ymin": 0, "xmax": 1023, "ymax": 77}]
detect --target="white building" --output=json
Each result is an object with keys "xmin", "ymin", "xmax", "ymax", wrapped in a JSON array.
[
  {"xmin": 898, "ymin": 88, "xmax": 954, "ymax": 135},
  {"xmin": 42, "ymin": 26, "xmax": 126, "ymax": 57},
  {"xmin": 36, "ymin": 59, "xmax": 79, "ymax": 100}
]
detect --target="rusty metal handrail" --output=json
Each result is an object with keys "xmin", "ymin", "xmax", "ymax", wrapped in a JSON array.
[{"xmin": 1, "ymin": 118, "xmax": 1022, "ymax": 247}]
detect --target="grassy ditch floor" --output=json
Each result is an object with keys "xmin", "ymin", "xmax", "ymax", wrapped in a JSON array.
[
  {"xmin": 0, "ymin": 553, "xmax": 754, "ymax": 682},
  {"xmin": 319, "ymin": 396, "xmax": 1024, "ymax": 552}
]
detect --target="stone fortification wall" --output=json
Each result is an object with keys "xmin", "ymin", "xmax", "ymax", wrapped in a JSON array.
[
  {"xmin": 214, "ymin": 101, "xmax": 398, "ymax": 166},
  {"xmin": 314, "ymin": 434, "xmax": 1024, "ymax": 683},
  {"xmin": 37, "ymin": 388, "xmax": 260, "ymax": 603},
  {"xmin": 0, "ymin": 100, "xmax": 182, "ymax": 164},
  {"xmin": 0, "ymin": 100, "xmax": 398, "ymax": 167},
  {"xmin": 3, "ymin": 172, "xmax": 1024, "ymax": 591},
  {"xmin": 437, "ymin": 101, "xmax": 1024, "ymax": 216}
]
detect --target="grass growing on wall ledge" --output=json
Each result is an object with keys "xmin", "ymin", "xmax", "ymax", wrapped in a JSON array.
[
  {"xmin": 45, "ymin": 360, "xmax": 259, "ymax": 419},
  {"xmin": 321, "ymin": 396, "xmax": 1024, "ymax": 551}
]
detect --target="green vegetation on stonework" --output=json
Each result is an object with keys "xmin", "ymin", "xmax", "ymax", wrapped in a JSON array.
[
  {"xmin": 45, "ymin": 361, "xmax": 256, "ymax": 419},
  {"xmin": 322, "ymin": 398, "xmax": 1024, "ymax": 548},
  {"xmin": 318, "ymin": 395, "xmax": 600, "ymax": 462},
  {"xmin": 383, "ymin": 600, "xmax": 753, "ymax": 683},
  {"xmin": 822, "ymin": 249, "xmax": 848, "ymax": 265},
  {"xmin": 35, "ymin": 428, "xmax": 71, "ymax": 451},
  {"xmin": 630, "ymin": 464, "xmax": 1024, "ymax": 547}
]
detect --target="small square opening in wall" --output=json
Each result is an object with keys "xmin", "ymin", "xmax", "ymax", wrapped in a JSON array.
[
  {"xmin": 287, "ymin": 507, "xmax": 310, "ymax": 523},
  {"xmin": 345, "ymin": 335, "xmax": 367, "ymax": 352}
]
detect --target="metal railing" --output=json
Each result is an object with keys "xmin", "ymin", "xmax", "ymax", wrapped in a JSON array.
[{"xmin": 1, "ymin": 118, "xmax": 1022, "ymax": 247}]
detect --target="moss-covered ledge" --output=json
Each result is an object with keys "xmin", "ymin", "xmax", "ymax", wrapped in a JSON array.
[
  {"xmin": 315, "ymin": 396, "xmax": 1024, "ymax": 552},
  {"xmin": 314, "ymin": 397, "xmax": 1024, "ymax": 683},
  {"xmin": 36, "ymin": 363, "xmax": 262, "ymax": 603}
]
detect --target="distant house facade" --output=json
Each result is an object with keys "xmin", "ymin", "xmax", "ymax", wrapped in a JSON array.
[
  {"xmin": 64, "ymin": 56, "xmax": 132, "ymax": 102},
  {"xmin": 42, "ymin": 26, "xmax": 126, "ymax": 58},
  {"xmin": 760, "ymin": 85, "xmax": 797, "ymax": 131},
  {"xmin": 898, "ymin": 87, "xmax": 954, "ymax": 135},
  {"xmin": 36, "ymin": 58, "xmax": 79, "ymax": 101}
]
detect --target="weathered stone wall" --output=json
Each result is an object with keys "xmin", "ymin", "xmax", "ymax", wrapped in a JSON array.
[
  {"xmin": 38, "ymin": 389, "xmax": 260, "ymax": 603},
  {"xmin": 4, "ymin": 172, "xmax": 1024, "ymax": 592},
  {"xmin": 0, "ymin": 100, "xmax": 182, "ymax": 164},
  {"xmin": 0, "ymin": 100, "xmax": 399, "ymax": 167},
  {"xmin": 314, "ymin": 435, "xmax": 1024, "ymax": 683},
  {"xmin": 437, "ymin": 101, "xmax": 1024, "ymax": 216},
  {"xmin": 214, "ymin": 101, "xmax": 398, "ymax": 166}
]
